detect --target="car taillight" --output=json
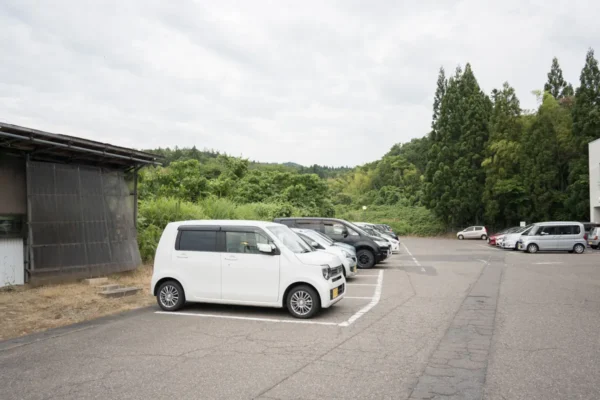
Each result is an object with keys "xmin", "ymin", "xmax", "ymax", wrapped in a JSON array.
[{"xmin": 595, "ymin": 236, "xmax": 599, "ymax": 240}]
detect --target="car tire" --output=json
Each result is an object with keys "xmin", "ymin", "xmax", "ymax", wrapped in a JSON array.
[
  {"xmin": 487, "ymin": 237, "xmax": 491, "ymax": 244},
  {"xmin": 526, "ymin": 243, "xmax": 539, "ymax": 254},
  {"xmin": 481, "ymin": 234, "xmax": 487, "ymax": 240},
  {"xmin": 458, "ymin": 235, "xmax": 464, "ymax": 240},
  {"xmin": 356, "ymin": 249, "xmax": 376, "ymax": 269},
  {"xmin": 573, "ymin": 244, "xmax": 585, "ymax": 254},
  {"xmin": 157, "ymin": 280, "xmax": 185, "ymax": 311},
  {"xmin": 287, "ymin": 285, "xmax": 320, "ymax": 319},
  {"xmin": 592, "ymin": 245, "xmax": 598, "ymax": 250}
]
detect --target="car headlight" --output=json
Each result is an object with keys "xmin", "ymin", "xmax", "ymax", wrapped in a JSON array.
[
  {"xmin": 321, "ymin": 265, "xmax": 331, "ymax": 280},
  {"xmin": 375, "ymin": 240, "xmax": 388, "ymax": 247},
  {"xmin": 342, "ymin": 250, "xmax": 352, "ymax": 259}
]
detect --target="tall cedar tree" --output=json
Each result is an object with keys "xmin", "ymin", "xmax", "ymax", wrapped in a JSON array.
[
  {"xmin": 521, "ymin": 94, "xmax": 574, "ymax": 221},
  {"xmin": 567, "ymin": 49, "xmax": 600, "ymax": 219},
  {"xmin": 544, "ymin": 57, "xmax": 574, "ymax": 99},
  {"xmin": 430, "ymin": 67, "xmax": 447, "ymax": 140},
  {"xmin": 425, "ymin": 65, "xmax": 491, "ymax": 227},
  {"xmin": 482, "ymin": 83, "xmax": 525, "ymax": 226}
]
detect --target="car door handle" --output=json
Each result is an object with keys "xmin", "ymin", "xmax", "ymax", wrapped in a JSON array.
[
  {"xmin": 224, "ymin": 256, "xmax": 237, "ymax": 261},
  {"xmin": 176, "ymin": 254, "xmax": 188, "ymax": 259}
]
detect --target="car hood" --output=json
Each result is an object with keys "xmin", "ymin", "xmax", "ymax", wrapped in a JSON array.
[{"xmin": 295, "ymin": 251, "xmax": 340, "ymax": 267}]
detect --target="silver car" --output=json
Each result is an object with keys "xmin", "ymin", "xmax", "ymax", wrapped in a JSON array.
[
  {"xmin": 517, "ymin": 222, "xmax": 587, "ymax": 254},
  {"xmin": 588, "ymin": 227, "xmax": 599, "ymax": 249},
  {"xmin": 457, "ymin": 226, "xmax": 488, "ymax": 240}
]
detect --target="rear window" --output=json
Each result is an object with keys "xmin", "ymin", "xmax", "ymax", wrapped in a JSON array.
[
  {"xmin": 178, "ymin": 230, "xmax": 217, "ymax": 252},
  {"xmin": 296, "ymin": 220, "xmax": 322, "ymax": 230}
]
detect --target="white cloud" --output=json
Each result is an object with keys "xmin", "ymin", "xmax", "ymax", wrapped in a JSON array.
[{"xmin": 0, "ymin": 0, "xmax": 598, "ymax": 166}]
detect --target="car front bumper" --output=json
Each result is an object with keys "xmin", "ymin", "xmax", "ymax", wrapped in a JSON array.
[{"xmin": 320, "ymin": 278, "xmax": 346, "ymax": 308}]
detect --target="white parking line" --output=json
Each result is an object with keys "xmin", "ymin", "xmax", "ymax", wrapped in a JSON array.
[
  {"xmin": 344, "ymin": 296, "xmax": 374, "ymax": 300},
  {"xmin": 353, "ymin": 275, "xmax": 379, "ymax": 278},
  {"xmin": 402, "ymin": 242, "xmax": 425, "ymax": 272},
  {"xmin": 155, "ymin": 311, "xmax": 340, "ymax": 326},
  {"xmin": 346, "ymin": 283, "xmax": 377, "ymax": 286},
  {"xmin": 339, "ymin": 270, "xmax": 384, "ymax": 327}
]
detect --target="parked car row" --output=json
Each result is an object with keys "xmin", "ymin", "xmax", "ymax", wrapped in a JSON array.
[
  {"xmin": 487, "ymin": 221, "xmax": 598, "ymax": 254},
  {"xmin": 151, "ymin": 217, "xmax": 400, "ymax": 319},
  {"xmin": 274, "ymin": 218, "xmax": 398, "ymax": 269}
]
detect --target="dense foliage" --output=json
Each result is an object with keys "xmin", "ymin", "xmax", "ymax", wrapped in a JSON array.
[{"xmin": 136, "ymin": 49, "xmax": 600, "ymax": 260}]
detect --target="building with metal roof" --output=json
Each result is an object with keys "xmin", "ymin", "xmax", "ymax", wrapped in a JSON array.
[{"xmin": 0, "ymin": 123, "xmax": 161, "ymax": 287}]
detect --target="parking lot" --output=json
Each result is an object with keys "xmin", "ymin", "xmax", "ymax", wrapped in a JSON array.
[{"xmin": 1, "ymin": 239, "xmax": 599, "ymax": 400}]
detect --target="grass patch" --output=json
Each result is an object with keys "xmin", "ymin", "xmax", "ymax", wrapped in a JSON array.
[{"xmin": 0, "ymin": 265, "xmax": 154, "ymax": 341}]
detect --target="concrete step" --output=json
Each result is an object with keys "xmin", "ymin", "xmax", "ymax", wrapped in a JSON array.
[
  {"xmin": 84, "ymin": 277, "xmax": 108, "ymax": 286},
  {"xmin": 98, "ymin": 287, "xmax": 142, "ymax": 298},
  {"xmin": 98, "ymin": 284, "xmax": 121, "ymax": 291}
]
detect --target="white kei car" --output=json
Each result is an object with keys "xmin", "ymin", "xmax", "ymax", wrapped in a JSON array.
[
  {"xmin": 292, "ymin": 228, "xmax": 358, "ymax": 278},
  {"xmin": 151, "ymin": 220, "xmax": 346, "ymax": 319}
]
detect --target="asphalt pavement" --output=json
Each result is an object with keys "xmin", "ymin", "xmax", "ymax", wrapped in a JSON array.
[{"xmin": 1, "ymin": 239, "xmax": 599, "ymax": 399}]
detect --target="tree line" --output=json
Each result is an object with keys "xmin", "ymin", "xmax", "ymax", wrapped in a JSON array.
[{"xmin": 332, "ymin": 49, "xmax": 600, "ymax": 229}]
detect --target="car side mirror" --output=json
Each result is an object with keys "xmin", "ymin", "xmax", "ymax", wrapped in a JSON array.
[{"xmin": 257, "ymin": 243, "xmax": 273, "ymax": 254}]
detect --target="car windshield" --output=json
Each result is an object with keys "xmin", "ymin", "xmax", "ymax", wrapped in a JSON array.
[
  {"xmin": 268, "ymin": 226, "xmax": 313, "ymax": 253},
  {"xmin": 303, "ymin": 230, "xmax": 332, "ymax": 248},
  {"xmin": 520, "ymin": 225, "xmax": 534, "ymax": 236},
  {"xmin": 347, "ymin": 222, "xmax": 371, "ymax": 236},
  {"xmin": 311, "ymin": 230, "xmax": 335, "ymax": 246}
]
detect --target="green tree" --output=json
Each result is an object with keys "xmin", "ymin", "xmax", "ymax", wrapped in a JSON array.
[
  {"xmin": 482, "ymin": 82, "xmax": 526, "ymax": 226},
  {"xmin": 431, "ymin": 67, "xmax": 447, "ymax": 140},
  {"xmin": 544, "ymin": 57, "xmax": 574, "ymax": 99},
  {"xmin": 567, "ymin": 48, "xmax": 600, "ymax": 219}
]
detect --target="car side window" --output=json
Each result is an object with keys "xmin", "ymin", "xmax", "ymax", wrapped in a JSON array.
[
  {"xmin": 296, "ymin": 220, "xmax": 321, "ymax": 230},
  {"xmin": 178, "ymin": 230, "xmax": 217, "ymax": 252},
  {"xmin": 571, "ymin": 225, "xmax": 581, "ymax": 235},
  {"xmin": 465, "ymin": 227, "xmax": 475, "ymax": 232},
  {"xmin": 537, "ymin": 226, "xmax": 557, "ymax": 236},
  {"xmin": 324, "ymin": 222, "xmax": 345, "ymax": 236},
  {"xmin": 347, "ymin": 227, "xmax": 359, "ymax": 236},
  {"xmin": 225, "ymin": 231, "xmax": 269, "ymax": 254},
  {"xmin": 557, "ymin": 226, "xmax": 573, "ymax": 235}
]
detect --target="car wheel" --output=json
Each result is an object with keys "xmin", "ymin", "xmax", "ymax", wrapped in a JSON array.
[
  {"xmin": 487, "ymin": 237, "xmax": 491, "ymax": 244},
  {"xmin": 592, "ymin": 245, "xmax": 598, "ymax": 250},
  {"xmin": 526, "ymin": 243, "xmax": 539, "ymax": 254},
  {"xmin": 357, "ymin": 249, "xmax": 376, "ymax": 269},
  {"xmin": 287, "ymin": 285, "xmax": 320, "ymax": 319},
  {"xmin": 157, "ymin": 280, "xmax": 185, "ymax": 311},
  {"xmin": 458, "ymin": 234, "xmax": 464, "ymax": 240},
  {"xmin": 481, "ymin": 234, "xmax": 487, "ymax": 240},
  {"xmin": 573, "ymin": 244, "xmax": 585, "ymax": 254}
]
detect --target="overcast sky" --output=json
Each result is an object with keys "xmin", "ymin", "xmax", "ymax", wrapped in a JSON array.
[{"xmin": 1, "ymin": 1, "xmax": 598, "ymax": 167}]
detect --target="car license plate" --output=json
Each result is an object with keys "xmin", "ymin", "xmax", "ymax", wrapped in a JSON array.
[
  {"xmin": 589, "ymin": 242, "xmax": 593, "ymax": 245},
  {"xmin": 518, "ymin": 244, "xmax": 522, "ymax": 249},
  {"xmin": 352, "ymin": 265, "xmax": 357, "ymax": 273},
  {"xmin": 332, "ymin": 287, "xmax": 339, "ymax": 299}
]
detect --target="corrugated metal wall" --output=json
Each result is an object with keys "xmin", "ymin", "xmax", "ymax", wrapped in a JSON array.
[
  {"xmin": 28, "ymin": 161, "xmax": 141, "ymax": 282},
  {"xmin": 0, "ymin": 238, "xmax": 24, "ymax": 287},
  {"xmin": 0, "ymin": 154, "xmax": 26, "ymax": 214}
]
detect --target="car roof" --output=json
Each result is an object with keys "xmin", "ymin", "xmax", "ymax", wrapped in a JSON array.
[
  {"xmin": 533, "ymin": 221, "xmax": 583, "ymax": 226},
  {"xmin": 171, "ymin": 220, "xmax": 283, "ymax": 228}
]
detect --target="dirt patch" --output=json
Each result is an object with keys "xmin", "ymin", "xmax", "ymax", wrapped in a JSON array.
[{"xmin": 0, "ymin": 265, "xmax": 155, "ymax": 341}]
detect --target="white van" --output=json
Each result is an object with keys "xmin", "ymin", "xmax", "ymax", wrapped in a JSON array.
[{"xmin": 151, "ymin": 220, "xmax": 346, "ymax": 318}]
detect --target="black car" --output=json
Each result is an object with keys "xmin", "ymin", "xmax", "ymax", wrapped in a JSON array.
[{"xmin": 273, "ymin": 217, "xmax": 390, "ymax": 269}]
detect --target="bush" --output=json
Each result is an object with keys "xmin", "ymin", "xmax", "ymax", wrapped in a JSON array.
[
  {"xmin": 199, "ymin": 196, "xmax": 239, "ymax": 219},
  {"xmin": 137, "ymin": 197, "xmax": 207, "ymax": 261},
  {"xmin": 335, "ymin": 204, "xmax": 445, "ymax": 236}
]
